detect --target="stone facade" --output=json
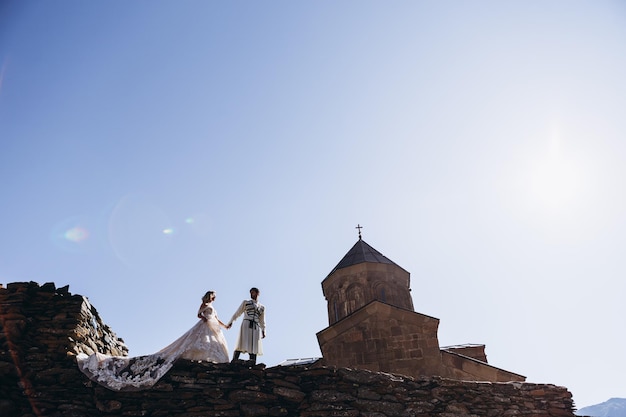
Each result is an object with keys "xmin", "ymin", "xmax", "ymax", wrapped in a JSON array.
[
  {"xmin": 442, "ymin": 344, "xmax": 488, "ymax": 363},
  {"xmin": 322, "ymin": 262, "xmax": 414, "ymax": 325},
  {"xmin": 317, "ymin": 301, "xmax": 442, "ymax": 377},
  {"xmin": 317, "ymin": 239, "xmax": 525, "ymax": 383},
  {"xmin": 0, "ymin": 282, "xmax": 577, "ymax": 416}
]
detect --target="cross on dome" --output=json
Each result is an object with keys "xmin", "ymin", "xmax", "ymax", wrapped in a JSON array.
[{"xmin": 355, "ymin": 224, "xmax": 363, "ymax": 240}]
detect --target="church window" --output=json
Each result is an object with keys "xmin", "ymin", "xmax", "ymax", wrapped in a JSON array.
[{"xmin": 346, "ymin": 283, "xmax": 365, "ymax": 313}]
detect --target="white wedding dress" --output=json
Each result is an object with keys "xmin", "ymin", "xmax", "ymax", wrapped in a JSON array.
[{"xmin": 77, "ymin": 302, "xmax": 229, "ymax": 391}]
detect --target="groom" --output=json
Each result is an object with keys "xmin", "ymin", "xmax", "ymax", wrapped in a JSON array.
[{"xmin": 227, "ymin": 287, "xmax": 266, "ymax": 364}]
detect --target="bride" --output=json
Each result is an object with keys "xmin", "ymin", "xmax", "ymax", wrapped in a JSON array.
[{"xmin": 77, "ymin": 290, "xmax": 229, "ymax": 391}]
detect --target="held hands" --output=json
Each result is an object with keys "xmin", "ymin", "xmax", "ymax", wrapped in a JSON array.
[{"xmin": 221, "ymin": 321, "xmax": 261, "ymax": 335}]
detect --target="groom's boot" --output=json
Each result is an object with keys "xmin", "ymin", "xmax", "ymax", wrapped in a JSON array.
[
  {"xmin": 249, "ymin": 354, "xmax": 257, "ymax": 365},
  {"xmin": 231, "ymin": 351, "xmax": 241, "ymax": 363}
]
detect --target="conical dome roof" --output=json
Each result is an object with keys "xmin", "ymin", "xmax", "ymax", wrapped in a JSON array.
[{"xmin": 325, "ymin": 238, "xmax": 403, "ymax": 278}]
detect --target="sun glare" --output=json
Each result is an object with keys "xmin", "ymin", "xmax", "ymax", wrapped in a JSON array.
[
  {"xmin": 527, "ymin": 128, "xmax": 582, "ymax": 212},
  {"xmin": 529, "ymin": 156, "xmax": 577, "ymax": 210},
  {"xmin": 504, "ymin": 125, "xmax": 604, "ymax": 239}
]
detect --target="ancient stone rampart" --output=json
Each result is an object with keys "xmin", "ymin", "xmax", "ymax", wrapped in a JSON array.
[{"xmin": 1, "ymin": 282, "xmax": 576, "ymax": 417}]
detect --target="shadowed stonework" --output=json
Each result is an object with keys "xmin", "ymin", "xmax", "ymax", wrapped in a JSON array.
[
  {"xmin": 1, "ymin": 278, "xmax": 576, "ymax": 416},
  {"xmin": 0, "ymin": 238, "xmax": 578, "ymax": 416},
  {"xmin": 317, "ymin": 238, "xmax": 525, "ymax": 383}
]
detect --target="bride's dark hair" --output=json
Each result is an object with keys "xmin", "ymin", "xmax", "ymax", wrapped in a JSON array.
[{"xmin": 202, "ymin": 291, "xmax": 215, "ymax": 303}]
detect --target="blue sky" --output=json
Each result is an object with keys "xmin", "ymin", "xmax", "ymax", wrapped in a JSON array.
[{"xmin": 1, "ymin": 1, "xmax": 625, "ymax": 408}]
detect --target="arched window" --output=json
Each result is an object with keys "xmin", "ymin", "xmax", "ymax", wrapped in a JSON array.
[
  {"xmin": 372, "ymin": 281, "xmax": 388, "ymax": 304},
  {"xmin": 345, "ymin": 283, "xmax": 366, "ymax": 314}
]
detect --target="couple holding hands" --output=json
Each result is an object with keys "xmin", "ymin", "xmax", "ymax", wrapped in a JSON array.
[
  {"xmin": 192, "ymin": 287, "xmax": 266, "ymax": 365},
  {"xmin": 77, "ymin": 287, "xmax": 266, "ymax": 391}
]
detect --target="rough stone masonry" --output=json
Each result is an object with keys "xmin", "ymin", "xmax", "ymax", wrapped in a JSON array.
[{"xmin": 0, "ymin": 281, "xmax": 576, "ymax": 417}]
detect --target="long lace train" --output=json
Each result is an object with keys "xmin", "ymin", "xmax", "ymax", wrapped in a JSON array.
[{"xmin": 77, "ymin": 304, "xmax": 229, "ymax": 391}]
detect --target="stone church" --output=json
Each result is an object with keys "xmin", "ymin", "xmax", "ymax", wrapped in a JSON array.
[{"xmin": 316, "ymin": 235, "xmax": 525, "ymax": 382}]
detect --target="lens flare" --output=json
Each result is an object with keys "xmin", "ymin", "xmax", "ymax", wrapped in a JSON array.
[
  {"xmin": 107, "ymin": 194, "xmax": 173, "ymax": 267},
  {"xmin": 64, "ymin": 227, "xmax": 89, "ymax": 242},
  {"xmin": 51, "ymin": 217, "xmax": 92, "ymax": 253},
  {"xmin": 184, "ymin": 213, "xmax": 212, "ymax": 236}
]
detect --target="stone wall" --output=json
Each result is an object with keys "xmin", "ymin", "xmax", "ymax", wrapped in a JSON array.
[
  {"xmin": 1, "ymin": 282, "xmax": 577, "ymax": 417},
  {"xmin": 0, "ymin": 281, "xmax": 128, "ymax": 359},
  {"xmin": 442, "ymin": 344, "xmax": 488, "ymax": 362},
  {"xmin": 440, "ymin": 350, "xmax": 525, "ymax": 383},
  {"xmin": 317, "ymin": 301, "xmax": 443, "ymax": 377},
  {"xmin": 322, "ymin": 262, "xmax": 414, "ymax": 325}
]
